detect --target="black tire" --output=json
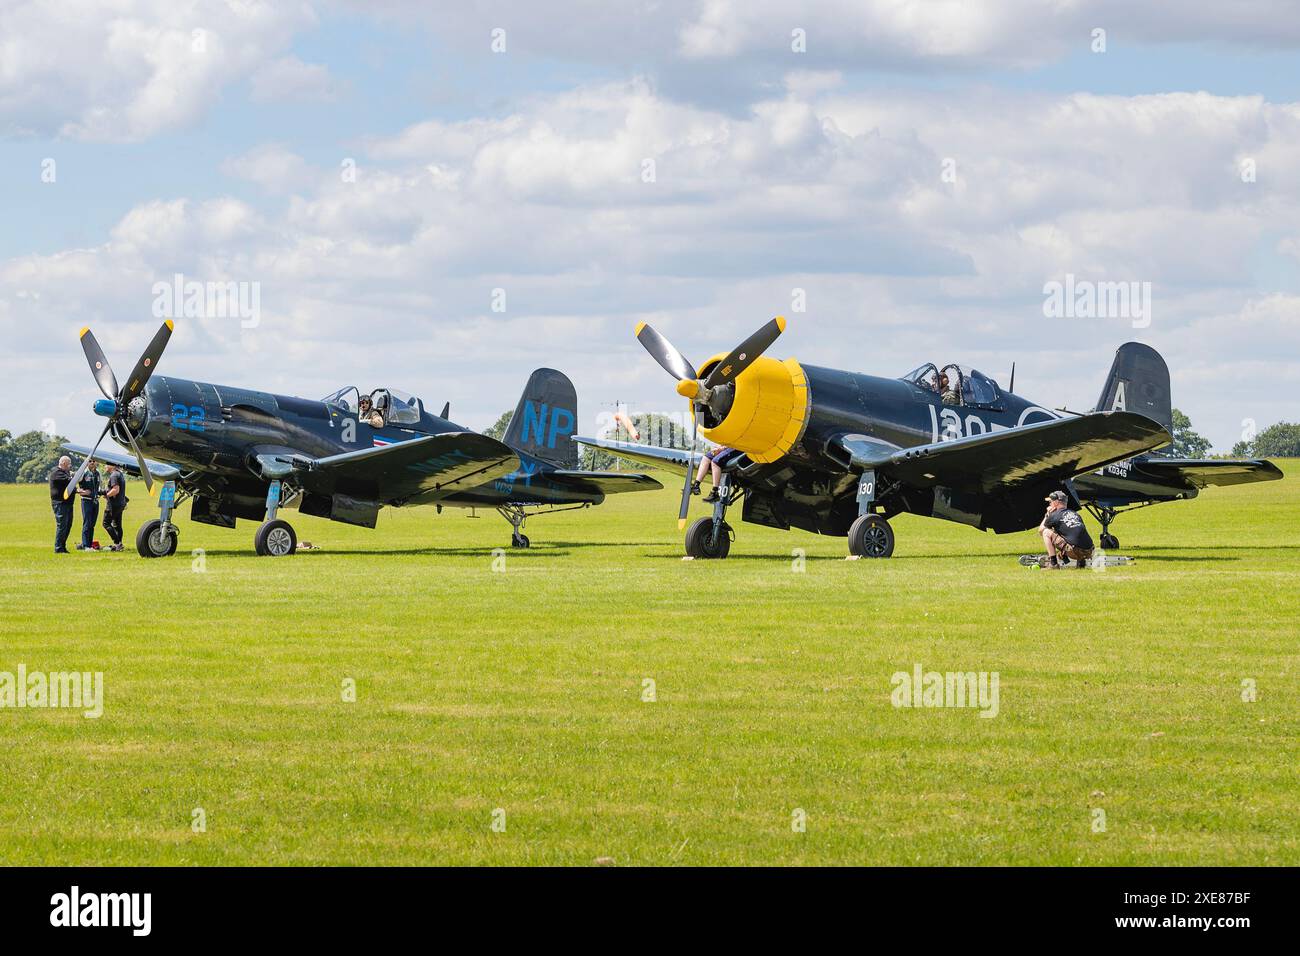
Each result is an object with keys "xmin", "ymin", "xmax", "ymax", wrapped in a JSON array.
[
  {"xmin": 255, "ymin": 519, "xmax": 296, "ymax": 557},
  {"xmin": 685, "ymin": 517, "xmax": 732, "ymax": 559},
  {"xmin": 1100, "ymin": 533, "xmax": 1119, "ymax": 550},
  {"xmin": 511, "ymin": 533, "xmax": 530, "ymax": 549},
  {"xmin": 848, "ymin": 514, "xmax": 894, "ymax": 558},
  {"xmin": 136, "ymin": 518, "xmax": 178, "ymax": 558}
]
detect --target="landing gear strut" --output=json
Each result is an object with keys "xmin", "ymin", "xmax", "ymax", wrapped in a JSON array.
[
  {"xmin": 847, "ymin": 469, "xmax": 895, "ymax": 558},
  {"xmin": 1084, "ymin": 503, "xmax": 1120, "ymax": 550},
  {"xmin": 499, "ymin": 504, "xmax": 530, "ymax": 548},
  {"xmin": 684, "ymin": 476, "xmax": 736, "ymax": 559},
  {"xmin": 137, "ymin": 481, "xmax": 179, "ymax": 557},
  {"xmin": 255, "ymin": 480, "xmax": 297, "ymax": 556}
]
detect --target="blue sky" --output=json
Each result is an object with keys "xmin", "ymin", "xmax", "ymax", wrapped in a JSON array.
[{"xmin": 2, "ymin": 1, "xmax": 1298, "ymax": 449}]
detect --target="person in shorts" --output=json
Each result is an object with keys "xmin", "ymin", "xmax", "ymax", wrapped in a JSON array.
[{"xmin": 1039, "ymin": 490, "xmax": 1095, "ymax": 569}]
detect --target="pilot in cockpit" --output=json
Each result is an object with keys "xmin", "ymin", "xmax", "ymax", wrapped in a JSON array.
[
  {"xmin": 939, "ymin": 371, "xmax": 960, "ymax": 406},
  {"xmin": 358, "ymin": 394, "xmax": 383, "ymax": 428}
]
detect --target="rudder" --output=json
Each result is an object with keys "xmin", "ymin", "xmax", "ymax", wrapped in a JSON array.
[
  {"xmin": 502, "ymin": 368, "xmax": 580, "ymax": 468},
  {"xmin": 1095, "ymin": 342, "xmax": 1172, "ymax": 436}
]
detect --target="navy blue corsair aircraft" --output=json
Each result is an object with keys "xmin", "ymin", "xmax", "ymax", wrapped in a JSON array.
[
  {"xmin": 577, "ymin": 318, "xmax": 1282, "ymax": 559},
  {"xmin": 62, "ymin": 321, "xmax": 661, "ymax": 557}
]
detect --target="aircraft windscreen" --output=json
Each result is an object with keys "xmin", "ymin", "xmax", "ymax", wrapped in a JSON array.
[
  {"xmin": 903, "ymin": 364, "xmax": 939, "ymax": 390},
  {"xmin": 960, "ymin": 368, "xmax": 1000, "ymax": 406},
  {"xmin": 322, "ymin": 386, "xmax": 360, "ymax": 413},
  {"xmin": 386, "ymin": 389, "xmax": 422, "ymax": 425}
]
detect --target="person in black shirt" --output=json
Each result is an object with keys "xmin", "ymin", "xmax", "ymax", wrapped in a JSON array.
[
  {"xmin": 48, "ymin": 455, "xmax": 75, "ymax": 554},
  {"xmin": 76, "ymin": 458, "xmax": 102, "ymax": 550},
  {"xmin": 1039, "ymin": 490, "xmax": 1095, "ymax": 569},
  {"xmin": 102, "ymin": 462, "xmax": 128, "ymax": 551}
]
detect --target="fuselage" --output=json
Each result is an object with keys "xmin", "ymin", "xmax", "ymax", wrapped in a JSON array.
[
  {"xmin": 120, "ymin": 375, "xmax": 594, "ymax": 509},
  {"xmin": 690, "ymin": 355, "xmax": 1165, "ymax": 537}
]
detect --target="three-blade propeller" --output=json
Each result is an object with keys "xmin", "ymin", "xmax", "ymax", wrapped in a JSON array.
[
  {"xmin": 633, "ymin": 317, "xmax": 786, "ymax": 527},
  {"xmin": 65, "ymin": 320, "xmax": 173, "ymax": 498}
]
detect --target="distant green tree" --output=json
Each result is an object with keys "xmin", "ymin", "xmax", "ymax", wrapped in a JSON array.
[
  {"xmin": 482, "ymin": 411, "xmax": 513, "ymax": 441},
  {"xmin": 580, "ymin": 412, "xmax": 691, "ymax": 471},
  {"xmin": 1168, "ymin": 408, "xmax": 1211, "ymax": 459},
  {"xmin": 1232, "ymin": 421, "xmax": 1300, "ymax": 459},
  {"xmin": 0, "ymin": 429, "xmax": 68, "ymax": 483}
]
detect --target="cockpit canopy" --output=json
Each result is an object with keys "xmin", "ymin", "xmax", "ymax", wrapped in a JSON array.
[
  {"xmin": 901, "ymin": 363, "xmax": 1003, "ymax": 409},
  {"xmin": 322, "ymin": 386, "xmax": 424, "ymax": 425}
]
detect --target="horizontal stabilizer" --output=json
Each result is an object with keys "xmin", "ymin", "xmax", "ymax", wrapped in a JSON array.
[
  {"xmin": 572, "ymin": 435, "xmax": 699, "ymax": 477},
  {"xmin": 1138, "ymin": 457, "xmax": 1283, "ymax": 488},
  {"xmin": 547, "ymin": 470, "xmax": 663, "ymax": 495}
]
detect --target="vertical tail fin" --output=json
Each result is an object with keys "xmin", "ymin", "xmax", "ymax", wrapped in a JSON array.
[
  {"xmin": 1095, "ymin": 342, "xmax": 1172, "ymax": 435},
  {"xmin": 502, "ymin": 368, "xmax": 580, "ymax": 468}
]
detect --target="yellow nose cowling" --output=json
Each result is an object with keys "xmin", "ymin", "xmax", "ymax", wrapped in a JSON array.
[{"xmin": 698, "ymin": 355, "xmax": 810, "ymax": 464}]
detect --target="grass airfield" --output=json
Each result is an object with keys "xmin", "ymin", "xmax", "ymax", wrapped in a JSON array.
[{"xmin": 0, "ymin": 465, "xmax": 1295, "ymax": 866}]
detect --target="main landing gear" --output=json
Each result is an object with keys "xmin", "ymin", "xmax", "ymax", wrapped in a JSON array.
[
  {"xmin": 254, "ymin": 480, "xmax": 297, "ymax": 556},
  {"xmin": 684, "ymin": 477, "xmax": 736, "ymax": 559},
  {"xmin": 137, "ymin": 481, "xmax": 180, "ymax": 557},
  {"xmin": 1083, "ymin": 503, "xmax": 1123, "ymax": 551},
  {"xmin": 847, "ymin": 469, "xmax": 894, "ymax": 558}
]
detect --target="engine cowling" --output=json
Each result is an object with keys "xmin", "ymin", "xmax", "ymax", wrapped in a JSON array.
[{"xmin": 696, "ymin": 354, "xmax": 810, "ymax": 464}]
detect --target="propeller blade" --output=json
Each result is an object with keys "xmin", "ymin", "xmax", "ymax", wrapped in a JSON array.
[
  {"xmin": 635, "ymin": 322, "xmax": 697, "ymax": 383},
  {"xmin": 120, "ymin": 319, "xmax": 173, "ymax": 403},
  {"xmin": 63, "ymin": 422, "xmax": 111, "ymax": 499},
  {"xmin": 702, "ymin": 316, "xmax": 786, "ymax": 389},
  {"xmin": 678, "ymin": 404, "xmax": 699, "ymax": 529},
  {"xmin": 79, "ymin": 327, "xmax": 120, "ymax": 400},
  {"xmin": 123, "ymin": 429, "xmax": 155, "ymax": 494}
]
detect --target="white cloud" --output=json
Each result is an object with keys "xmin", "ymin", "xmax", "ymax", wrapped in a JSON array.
[
  {"xmin": 222, "ymin": 144, "xmax": 316, "ymax": 193},
  {"xmin": 5, "ymin": 78, "xmax": 1300, "ymax": 449},
  {"xmin": 0, "ymin": 0, "xmax": 316, "ymax": 141},
  {"xmin": 248, "ymin": 55, "xmax": 341, "ymax": 103}
]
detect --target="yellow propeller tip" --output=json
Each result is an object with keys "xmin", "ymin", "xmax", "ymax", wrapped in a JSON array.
[
  {"xmin": 678, "ymin": 519, "xmax": 687, "ymax": 530},
  {"xmin": 78, "ymin": 326, "xmax": 90, "ymax": 338},
  {"xmin": 164, "ymin": 319, "xmax": 175, "ymax": 331},
  {"xmin": 774, "ymin": 315, "xmax": 787, "ymax": 332},
  {"xmin": 633, "ymin": 321, "xmax": 646, "ymax": 336}
]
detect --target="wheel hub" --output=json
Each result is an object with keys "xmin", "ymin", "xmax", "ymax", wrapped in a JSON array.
[{"xmin": 266, "ymin": 527, "xmax": 293, "ymax": 555}]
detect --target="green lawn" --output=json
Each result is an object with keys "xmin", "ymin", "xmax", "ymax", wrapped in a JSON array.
[{"xmin": 0, "ymin": 466, "xmax": 1296, "ymax": 866}]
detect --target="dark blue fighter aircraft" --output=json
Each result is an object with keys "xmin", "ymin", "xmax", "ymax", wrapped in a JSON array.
[
  {"xmin": 62, "ymin": 322, "xmax": 661, "ymax": 557},
  {"xmin": 577, "ymin": 319, "xmax": 1281, "ymax": 559}
]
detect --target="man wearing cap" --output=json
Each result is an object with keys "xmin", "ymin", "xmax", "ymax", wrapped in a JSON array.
[{"xmin": 1039, "ymin": 490, "xmax": 1095, "ymax": 569}]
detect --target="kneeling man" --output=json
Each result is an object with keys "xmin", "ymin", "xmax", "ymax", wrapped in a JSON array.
[{"xmin": 1040, "ymin": 490, "xmax": 1094, "ymax": 569}]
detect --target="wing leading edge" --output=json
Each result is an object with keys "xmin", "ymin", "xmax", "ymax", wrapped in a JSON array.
[
  {"xmin": 840, "ymin": 411, "xmax": 1172, "ymax": 493},
  {"xmin": 266, "ymin": 432, "xmax": 520, "ymax": 503}
]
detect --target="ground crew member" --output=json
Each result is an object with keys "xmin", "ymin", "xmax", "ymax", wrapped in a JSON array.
[
  {"xmin": 1040, "ymin": 490, "xmax": 1095, "ymax": 569},
  {"xmin": 49, "ymin": 455, "xmax": 75, "ymax": 554},
  {"xmin": 102, "ymin": 462, "xmax": 128, "ymax": 551},
  {"xmin": 76, "ymin": 458, "xmax": 102, "ymax": 550}
]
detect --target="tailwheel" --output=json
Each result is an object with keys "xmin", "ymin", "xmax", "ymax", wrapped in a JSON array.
[
  {"xmin": 511, "ymin": 532, "xmax": 531, "ymax": 549},
  {"xmin": 1100, "ymin": 532, "xmax": 1119, "ymax": 550},
  {"xmin": 255, "ymin": 519, "xmax": 297, "ymax": 557},
  {"xmin": 685, "ymin": 517, "xmax": 732, "ymax": 559},
  {"xmin": 136, "ymin": 518, "xmax": 178, "ymax": 558},
  {"xmin": 848, "ymin": 514, "xmax": 894, "ymax": 558}
]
